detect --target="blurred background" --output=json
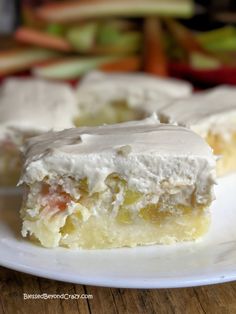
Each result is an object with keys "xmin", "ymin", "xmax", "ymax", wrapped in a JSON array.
[{"xmin": 1, "ymin": 0, "xmax": 236, "ymax": 86}]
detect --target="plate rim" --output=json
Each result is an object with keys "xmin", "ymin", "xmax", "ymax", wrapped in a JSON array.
[{"xmin": 1, "ymin": 257, "xmax": 236, "ymax": 289}]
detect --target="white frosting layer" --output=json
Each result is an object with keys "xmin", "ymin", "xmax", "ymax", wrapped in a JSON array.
[
  {"xmin": 76, "ymin": 71, "xmax": 192, "ymax": 114},
  {"xmin": 160, "ymin": 85, "xmax": 236, "ymax": 138},
  {"xmin": 0, "ymin": 78, "xmax": 77, "ymax": 139},
  {"xmin": 21, "ymin": 120, "xmax": 216, "ymax": 205}
]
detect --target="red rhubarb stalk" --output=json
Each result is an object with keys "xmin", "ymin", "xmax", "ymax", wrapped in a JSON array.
[
  {"xmin": 143, "ymin": 17, "xmax": 168, "ymax": 76},
  {"xmin": 15, "ymin": 27, "xmax": 72, "ymax": 52}
]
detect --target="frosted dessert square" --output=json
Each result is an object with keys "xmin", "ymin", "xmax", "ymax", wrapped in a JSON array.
[
  {"xmin": 160, "ymin": 86, "xmax": 236, "ymax": 176},
  {"xmin": 0, "ymin": 78, "xmax": 77, "ymax": 185},
  {"xmin": 20, "ymin": 119, "xmax": 216, "ymax": 249},
  {"xmin": 75, "ymin": 71, "xmax": 192, "ymax": 127}
]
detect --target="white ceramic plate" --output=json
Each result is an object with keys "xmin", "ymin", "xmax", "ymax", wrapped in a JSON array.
[{"xmin": 0, "ymin": 175, "xmax": 236, "ymax": 289}]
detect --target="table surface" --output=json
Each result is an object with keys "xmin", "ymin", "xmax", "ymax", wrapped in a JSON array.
[{"xmin": 0, "ymin": 267, "xmax": 235, "ymax": 314}]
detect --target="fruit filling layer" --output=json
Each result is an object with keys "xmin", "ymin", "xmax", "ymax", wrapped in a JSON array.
[
  {"xmin": 74, "ymin": 100, "xmax": 146, "ymax": 127},
  {"xmin": 21, "ymin": 174, "xmax": 211, "ymax": 249},
  {"xmin": 206, "ymin": 131, "xmax": 236, "ymax": 176}
]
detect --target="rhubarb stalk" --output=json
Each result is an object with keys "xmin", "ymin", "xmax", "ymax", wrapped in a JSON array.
[{"xmin": 143, "ymin": 17, "xmax": 168, "ymax": 76}]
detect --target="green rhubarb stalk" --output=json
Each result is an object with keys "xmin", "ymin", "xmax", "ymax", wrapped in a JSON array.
[
  {"xmin": 97, "ymin": 22, "xmax": 123, "ymax": 45},
  {"xmin": 206, "ymin": 38, "xmax": 236, "ymax": 52},
  {"xmin": 197, "ymin": 26, "xmax": 236, "ymax": 46},
  {"xmin": 190, "ymin": 52, "xmax": 221, "ymax": 70},
  {"xmin": 209, "ymin": 37, "xmax": 236, "ymax": 52},
  {"xmin": 37, "ymin": 0, "xmax": 193, "ymax": 23},
  {"xmin": 95, "ymin": 21, "xmax": 142, "ymax": 54},
  {"xmin": 112, "ymin": 32, "xmax": 141, "ymax": 51},
  {"xmin": 46, "ymin": 23, "xmax": 66, "ymax": 37},
  {"xmin": 197, "ymin": 28, "xmax": 236, "ymax": 52},
  {"xmin": 66, "ymin": 23, "xmax": 98, "ymax": 52},
  {"xmin": 95, "ymin": 31, "xmax": 142, "ymax": 54},
  {"xmin": 0, "ymin": 48, "xmax": 61, "ymax": 76},
  {"xmin": 32, "ymin": 56, "xmax": 122, "ymax": 79}
]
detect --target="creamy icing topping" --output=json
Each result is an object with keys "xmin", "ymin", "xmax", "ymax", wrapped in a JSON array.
[
  {"xmin": 20, "ymin": 119, "xmax": 216, "ymax": 204},
  {"xmin": 76, "ymin": 71, "xmax": 193, "ymax": 114},
  {"xmin": 0, "ymin": 78, "xmax": 77, "ymax": 138},
  {"xmin": 160, "ymin": 85, "xmax": 236, "ymax": 138}
]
